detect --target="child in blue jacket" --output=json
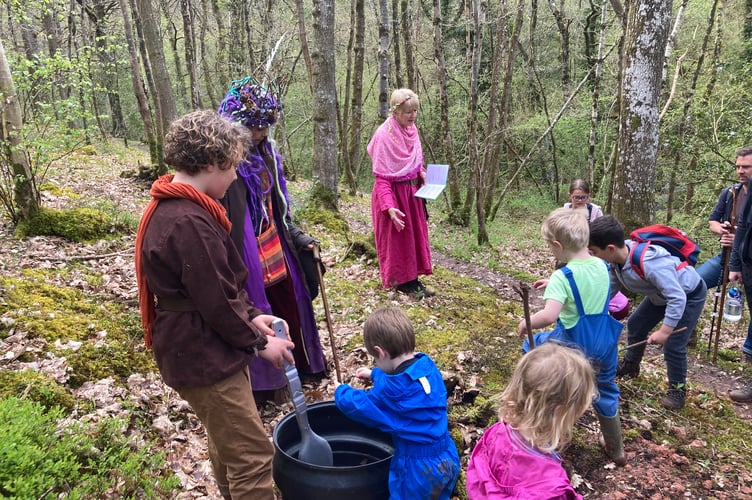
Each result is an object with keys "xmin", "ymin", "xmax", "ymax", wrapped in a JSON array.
[{"xmin": 335, "ymin": 307, "xmax": 460, "ymax": 499}]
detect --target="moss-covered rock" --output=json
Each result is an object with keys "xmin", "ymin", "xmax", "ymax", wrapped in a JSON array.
[{"xmin": 14, "ymin": 207, "xmax": 114, "ymax": 242}]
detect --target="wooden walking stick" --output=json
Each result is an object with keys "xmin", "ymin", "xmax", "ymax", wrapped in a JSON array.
[
  {"xmin": 708, "ymin": 246, "xmax": 732, "ymax": 363},
  {"xmin": 513, "ymin": 282, "xmax": 536, "ymax": 350},
  {"xmin": 707, "ymin": 187, "xmax": 738, "ymax": 362},
  {"xmin": 313, "ymin": 244, "xmax": 342, "ymax": 383}
]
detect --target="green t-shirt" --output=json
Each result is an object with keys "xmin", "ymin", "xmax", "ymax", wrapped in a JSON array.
[{"xmin": 543, "ymin": 257, "xmax": 611, "ymax": 329}]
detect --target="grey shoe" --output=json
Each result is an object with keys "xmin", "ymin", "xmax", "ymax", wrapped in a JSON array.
[
  {"xmin": 743, "ymin": 352, "xmax": 752, "ymax": 365},
  {"xmin": 729, "ymin": 382, "xmax": 752, "ymax": 403},
  {"xmin": 660, "ymin": 386, "xmax": 686, "ymax": 410}
]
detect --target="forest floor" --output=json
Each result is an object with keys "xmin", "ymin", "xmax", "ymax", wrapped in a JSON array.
[{"xmin": 2, "ymin": 145, "xmax": 752, "ymax": 498}]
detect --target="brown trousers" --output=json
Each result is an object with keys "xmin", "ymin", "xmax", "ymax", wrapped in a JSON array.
[{"xmin": 177, "ymin": 366, "xmax": 274, "ymax": 500}]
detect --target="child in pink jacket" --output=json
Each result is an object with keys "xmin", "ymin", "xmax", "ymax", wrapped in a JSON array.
[{"xmin": 466, "ymin": 343, "xmax": 595, "ymax": 499}]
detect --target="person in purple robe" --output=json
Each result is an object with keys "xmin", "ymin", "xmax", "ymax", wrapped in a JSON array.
[{"xmin": 218, "ymin": 76, "xmax": 326, "ymax": 404}]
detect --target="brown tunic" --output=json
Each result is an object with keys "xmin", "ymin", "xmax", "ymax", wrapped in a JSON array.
[{"xmin": 140, "ymin": 198, "xmax": 267, "ymax": 388}]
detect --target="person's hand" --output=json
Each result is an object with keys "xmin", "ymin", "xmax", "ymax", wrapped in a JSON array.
[
  {"xmin": 387, "ymin": 207, "xmax": 406, "ymax": 231},
  {"xmin": 517, "ymin": 319, "xmax": 529, "ymax": 338},
  {"xmin": 302, "ymin": 243, "xmax": 315, "ymax": 251},
  {"xmin": 533, "ymin": 278, "xmax": 549, "ymax": 289},
  {"xmin": 647, "ymin": 325, "xmax": 673, "ymax": 346},
  {"xmin": 251, "ymin": 314, "xmax": 286, "ymax": 338},
  {"xmin": 729, "ymin": 271, "xmax": 743, "ymax": 284},
  {"xmin": 720, "ymin": 222, "xmax": 735, "ymax": 247},
  {"xmin": 258, "ymin": 336, "xmax": 295, "ymax": 368},
  {"xmin": 355, "ymin": 367, "xmax": 372, "ymax": 381}
]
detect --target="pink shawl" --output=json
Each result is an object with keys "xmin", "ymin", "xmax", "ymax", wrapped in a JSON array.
[{"xmin": 367, "ymin": 116, "xmax": 424, "ymax": 180}]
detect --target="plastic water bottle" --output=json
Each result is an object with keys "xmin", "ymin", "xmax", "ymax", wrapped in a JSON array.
[{"xmin": 724, "ymin": 285, "xmax": 743, "ymax": 323}]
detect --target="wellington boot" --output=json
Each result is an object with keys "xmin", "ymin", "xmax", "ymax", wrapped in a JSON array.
[{"xmin": 597, "ymin": 413, "xmax": 626, "ymax": 466}]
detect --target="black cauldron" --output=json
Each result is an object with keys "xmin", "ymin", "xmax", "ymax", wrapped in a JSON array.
[{"xmin": 272, "ymin": 401, "xmax": 393, "ymax": 500}]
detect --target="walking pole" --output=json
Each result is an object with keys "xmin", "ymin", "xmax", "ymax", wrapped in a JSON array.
[
  {"xmin": 313, "ymin": 244, "xmax": 342, "ymax": 383},
  {"xmin": 708, "ymin": 188, "xmax": 738, "ymax": 362},
  {"xmin": 706, "ymin": 246, "xmax": 731, "ymax": 360},
  {"xmin": 514, "ymin": 282, "xmax": 536, "ymax": 350},
  {"xmin": 712, "ymin": 247, "xmax": 732, "ymax": 363},
  {"xmin": 705, "ymin": 266, "xmax": 723, "ymax": 357}
]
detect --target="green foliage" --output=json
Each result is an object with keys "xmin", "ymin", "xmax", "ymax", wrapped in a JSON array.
[
  {"xmin": 0, "ymin": 370, "xmax": 76, "ymax": 410},
  {"xmin": 0, "ymin": 397, "xmax": 179, "ymax": 498},
  {"xmin": 14, "ymin": 206, "xmax": 117, "ymax": 241}
]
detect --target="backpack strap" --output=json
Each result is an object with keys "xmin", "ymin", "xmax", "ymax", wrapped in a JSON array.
[
  {"xmin": 629, "ymin": 240, "xmax": 688, "ymax": 280},
  {"xmin": 587, "ymin": 203, "xmax": 593, "ymax": 222},
  {"xmin": 562, "ymin": 264, "xmax": 612, "ymax": 315}
]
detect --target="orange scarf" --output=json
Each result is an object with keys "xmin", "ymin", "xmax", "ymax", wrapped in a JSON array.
[{"xmin": 134, "ymin": 174, "xmax": 232, "ymax": 347}]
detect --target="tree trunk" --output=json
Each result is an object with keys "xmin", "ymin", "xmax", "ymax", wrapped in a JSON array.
[
  {"xmin": 401, "ymin": 0, "xmax": 416, "ymax": 90},
  {"xmin": 118, "ymin": 0, "xmax": 158, "ymax": 168},
  {"xmin": 136, "ymin": 0, "xmax": 177, "ymax": 134},
  {"xmin": 342, "ymin": 0, "xmax": 365, "ymax": 196},
  {"xmin": 0, "ymin": 38, "xmax": 38, "ymax": 224},
  {"xmin": 377, "ymin": 0, "xmax": 390, "ymax": 119},
  {"xmin": 180, "ymin": 0, "xmax": 201, "ymax": 109},
  {"xmin": 130, "ymin": 0, "xmax": 166, "ymax": 173},
  {"xmin": 310, "ymin": 0, "xmax": 338, "ymax": 208},
  {"xmin": 392, "ymin": 0, "xmax": 403, "ymax": 88},
  {"xmin": 295, "ymin": 0, "xmax": 313, "ymax": 90},
  {"xmin": 433, "ymin": 0, "xmax": 458, "ymax": 215},
  {"xmin": 548, "ymin": 0, "xmax": 572, "ymax": 93},
  {"xmin": 587, "ymin": 0, "xmax": 609, "ymax": 191},
  {"xmin": 464, "ymin": 0, "xmax": 484, "ymax": 234},
  {"xmin": 612, "ymin": 0, "xmax": 672, "ymax": 228}
]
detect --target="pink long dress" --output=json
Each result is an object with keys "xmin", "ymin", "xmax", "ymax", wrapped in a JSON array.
[{"xmin": 368, "ymin": 116, "xmax": 432, "ymax": 288}]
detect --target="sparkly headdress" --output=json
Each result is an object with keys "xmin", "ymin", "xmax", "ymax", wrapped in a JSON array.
[{"xmin": 218, "ymin": 76, "xmax": 282, "ymax": 129}]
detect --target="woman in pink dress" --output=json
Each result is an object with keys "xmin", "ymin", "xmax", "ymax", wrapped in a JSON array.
[{"xmin": 367, "ymin": 88, "xmax": 434, "ymax": 299}]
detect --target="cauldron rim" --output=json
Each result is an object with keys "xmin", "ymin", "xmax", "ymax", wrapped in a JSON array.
[{"xmin": 272, "ymin": 400, "xmax": 393, "ymax": 471}]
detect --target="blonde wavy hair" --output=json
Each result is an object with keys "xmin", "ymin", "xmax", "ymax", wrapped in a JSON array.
[
  {"xmin": 541, "ymin": 207, "xmax": 590, "ymax": 252},
  {"xmin": 498, "ymin": 342, "xmax": 596, "ymax": 453}
]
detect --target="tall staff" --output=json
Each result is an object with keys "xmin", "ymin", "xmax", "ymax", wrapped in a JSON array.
[{"xmin": 707, "ymin": 188, "xmax": 738, "ymax": 362}]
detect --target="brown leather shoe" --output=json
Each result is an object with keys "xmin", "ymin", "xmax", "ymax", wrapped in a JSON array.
[{"xmin": 729, "ymin": 382, "xmax": 752, "ymax": 403}]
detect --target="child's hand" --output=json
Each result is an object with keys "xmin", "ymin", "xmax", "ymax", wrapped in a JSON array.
[
  {"xmin": 517, "ymin": 319, "xmax": 529, "ymax": 338},
  {"xmin": 533, "ymin": 278, "xmax": 549, "ymax": 289},
  {"xmin": 647, "ymin": 326, "xmax": 673, "ymax": 346},
  {"xmin": 356, "ymin": 367, "xmax": 372, "ymax": 381}
]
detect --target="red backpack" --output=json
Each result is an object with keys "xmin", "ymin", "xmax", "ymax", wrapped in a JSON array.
[{"xmin": 628, "ymin": 225, "xmax": 701, "ymax": 280}]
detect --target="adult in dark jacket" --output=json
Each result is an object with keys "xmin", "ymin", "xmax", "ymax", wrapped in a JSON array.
[
  {"xmin": 726, "ymin": 146, "xmax": 752, "ymax": 401},
  {"xmin": 218, "ymin": 77, "xmax": 326, "ymax": 403}
]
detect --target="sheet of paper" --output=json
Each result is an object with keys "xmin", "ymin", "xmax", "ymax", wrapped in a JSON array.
[{"xmin": 414, "ymin": 164, "xmax": 449, "ymax": 200}]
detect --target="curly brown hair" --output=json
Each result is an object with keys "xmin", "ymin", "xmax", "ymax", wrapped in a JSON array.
[{"xmin": 163, "ymin": 110, "xmax": 244, "ymax": 174}]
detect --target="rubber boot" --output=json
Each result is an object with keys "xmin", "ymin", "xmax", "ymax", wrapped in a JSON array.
[{"xmin": 597, "ymin": 412, "xmax": 626, "ymax": 466}]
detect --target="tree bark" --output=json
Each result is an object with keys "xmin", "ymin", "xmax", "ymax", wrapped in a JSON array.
[
  {"xmin": 612, "ymin": 0, "xmax": 672, "ymax": 228},
  {"xmin": 310, "ymin": 0, "xmax": 338, "ymax": 208},
  {"xmin": 377, "ymin": 0, "xmax": 390, "ymax": 119},
  {"xmin": 433, "ymin": 0, "xmax": 458, "ymax": 215},
  {"xmin": 587, "ymin": 0, "xmax": 609, "ymax": 190},
  {"xmin": 118, "ymin": 0, "xmax": 158, "ymax": 167},
  {"xmin": 0, "ymin": 38, "xmax": 38, "ymax": 223},
  {"xmin": 295, "ymin": 0, "xmax": 313, "ymax": 90},
  {"xmin": 180, "ymin": 0, "xmax": 201, "ymax": 108},
  {"xmin": 341, "ymin": 0, "xmax": 365, "ymax": 196},
  {"xmin": 136, "ymin": 0, "xmax": 177, "ymax": 134}
]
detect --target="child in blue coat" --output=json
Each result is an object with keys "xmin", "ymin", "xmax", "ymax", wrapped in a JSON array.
[{"xmin": 335, "ymin": 307, "xmax": 460, "ymax": 499}]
